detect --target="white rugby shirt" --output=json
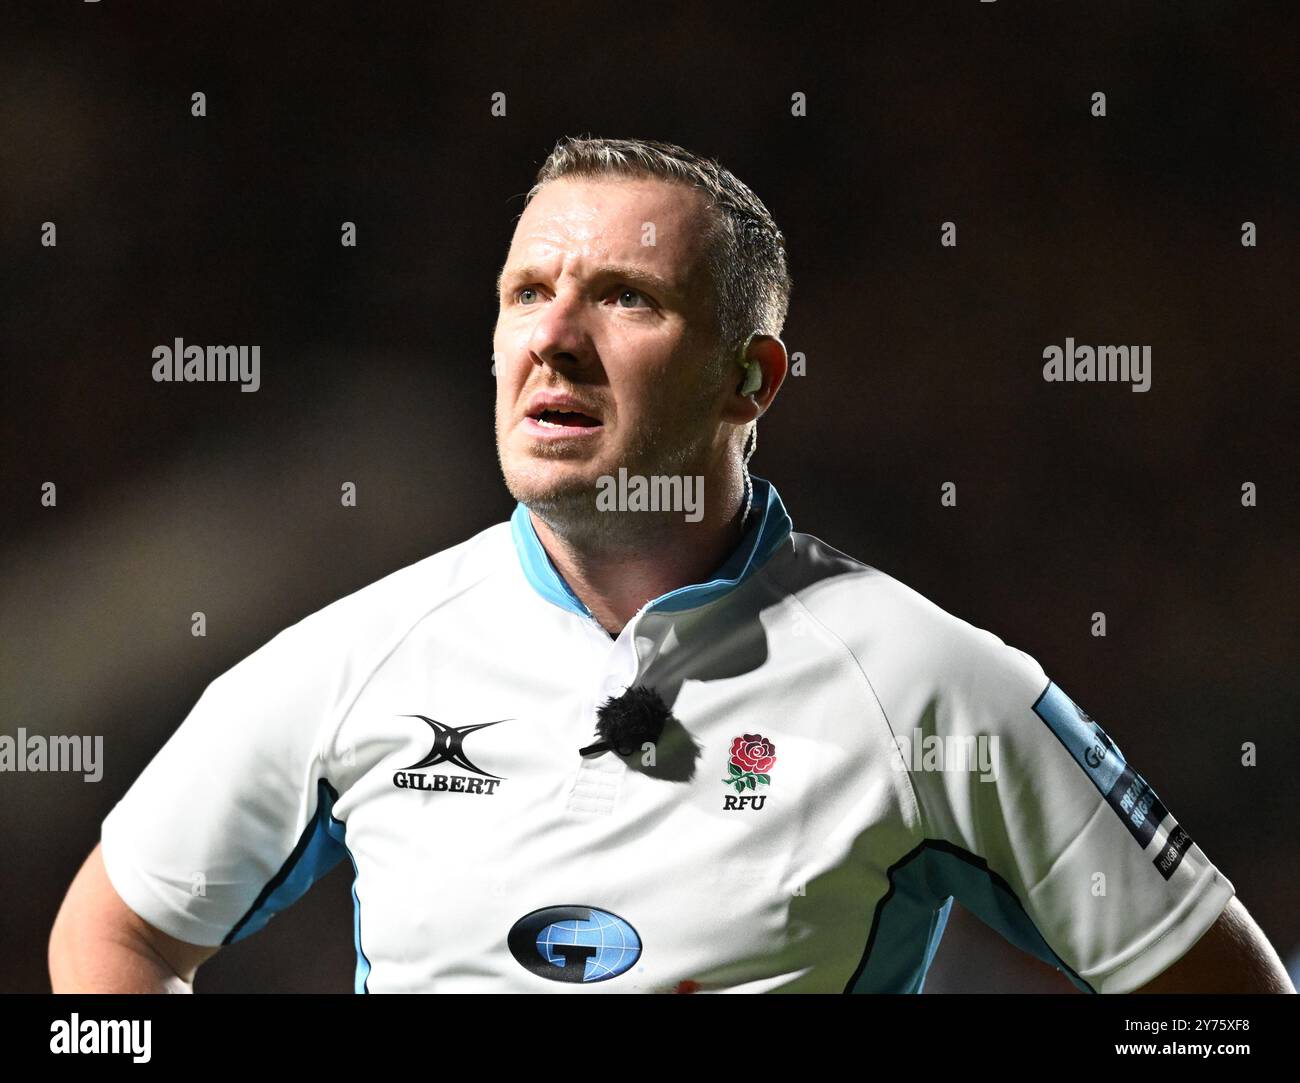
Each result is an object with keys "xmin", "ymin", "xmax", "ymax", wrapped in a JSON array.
[{"xmin": 100, "ymin": 476, "xmax": 1236, "ymax": 993}]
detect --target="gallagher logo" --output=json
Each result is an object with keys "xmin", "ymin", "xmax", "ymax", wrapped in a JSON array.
[
  {"xmin": 392, "ymin": 715, "xmax": 510, "ymax": 795},
  {"xmin": 507, "ymin": 906, "xmax": 642, "ymax": 983}
]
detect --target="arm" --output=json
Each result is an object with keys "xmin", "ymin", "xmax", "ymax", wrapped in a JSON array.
[
  {"xmin": 49, "ymin": 843, "xmax": 220, "ymax": 993},
  {"xmin": 1132, "ymin": 896, "xmax": 1294, "ymax": 993}
]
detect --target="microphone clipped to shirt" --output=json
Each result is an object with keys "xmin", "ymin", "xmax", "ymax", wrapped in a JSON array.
[{"xmin": 579, "ymin": 685, "xmax": 672, "ymax": 757}]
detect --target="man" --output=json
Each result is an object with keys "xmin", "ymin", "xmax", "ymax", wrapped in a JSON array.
[{"xmin": 50, "ymin": 136, "xmax": 1292, "ymax": 994}]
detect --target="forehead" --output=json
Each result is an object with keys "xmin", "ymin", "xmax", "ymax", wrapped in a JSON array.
[{"xmin": 503, "ymin": 175, "xmax": 715, "ymax": 281}]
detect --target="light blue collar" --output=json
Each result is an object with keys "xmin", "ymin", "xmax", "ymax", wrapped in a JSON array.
[{"xmin": 510, "ymin": 475, "xmax": 793, "ymax": 621}]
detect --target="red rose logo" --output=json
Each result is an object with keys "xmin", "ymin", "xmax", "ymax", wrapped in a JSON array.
[
  {"xmin": 723, "ymin": 733, "xmax": 776, "ymax": 793},
  {"xmin": 730, "ymin": 734, "xmax": 776, "ymax": 774}
]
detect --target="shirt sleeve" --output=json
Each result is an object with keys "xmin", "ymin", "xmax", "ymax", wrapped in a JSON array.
[
  {"xmin": 100, "ymin": 619, "xmax": 350, "ymax": 947},
  {"xmin": 909, "ymin": 623, "xmax": 1236, "ymax": 993}
]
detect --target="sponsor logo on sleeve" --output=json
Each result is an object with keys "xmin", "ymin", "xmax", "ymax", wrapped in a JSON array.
[{"xmin": 1031, "ymin": 682, "xmax": 1191, "ymax": 878}]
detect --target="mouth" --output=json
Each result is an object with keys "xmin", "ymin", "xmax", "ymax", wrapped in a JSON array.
[
  {"xmin": 529, "ymin": 408, "xmax": 602, "ymax": 429},
  {"xmin": 521, "ymin": 398, "xmax": 605, "ymax": 440}
]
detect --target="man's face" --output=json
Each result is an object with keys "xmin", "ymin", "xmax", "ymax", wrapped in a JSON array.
[{"xmin": 493, "ymin": 176, "xmax": 731, "ymax": 522}]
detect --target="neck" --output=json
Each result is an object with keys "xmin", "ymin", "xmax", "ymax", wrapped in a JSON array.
[{"xmin": 529, "ymin": 465, "xmax": 750, "ymax": 636}]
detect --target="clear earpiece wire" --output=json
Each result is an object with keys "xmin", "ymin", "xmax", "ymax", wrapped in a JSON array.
[{"xmin": 740, "ymin": 421, "xmax": 758, "ymax": 530}]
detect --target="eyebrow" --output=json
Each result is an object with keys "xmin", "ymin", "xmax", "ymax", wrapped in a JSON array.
[{"xmin": 496, "ymin": 263, "xmax": 680, "ymax": 301}]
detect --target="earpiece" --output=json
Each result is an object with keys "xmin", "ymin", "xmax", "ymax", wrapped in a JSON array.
[{"xmin": 736, "ymin": 336, "xmax": 762, "ymax": 396}]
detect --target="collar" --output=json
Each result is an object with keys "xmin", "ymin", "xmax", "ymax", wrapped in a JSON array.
[{"xmin": 509, "ymin": 475, "xmax": 793, "ymax": 621}]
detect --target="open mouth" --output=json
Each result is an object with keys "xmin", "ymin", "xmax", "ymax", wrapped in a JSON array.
[{"xmin": 530, "ymin": 408, "xmax": 602, "ymax": 429}]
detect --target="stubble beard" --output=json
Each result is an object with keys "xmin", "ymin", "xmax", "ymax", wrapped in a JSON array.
[{"xmin": 496, "ymin": 401, "xmax": 718, "ymax": 556}]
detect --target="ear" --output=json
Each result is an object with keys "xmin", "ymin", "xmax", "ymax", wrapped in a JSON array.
[{"xmin": 720, "ymin": 334, "xmax": 788, "ymax": 426}]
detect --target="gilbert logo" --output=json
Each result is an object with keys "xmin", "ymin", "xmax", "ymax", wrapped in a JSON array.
[
  {"xmin": 392, "ymin": 715, "xmax": 510, "ymax": 795},
  {"xmin": 722, "ymin": 733, "xmax": 775, "ymax": 810}
]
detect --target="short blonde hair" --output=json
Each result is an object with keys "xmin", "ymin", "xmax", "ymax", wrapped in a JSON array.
[{"xmin": 525, "ymin": 135, "xmax": 792, "ymax": 375}]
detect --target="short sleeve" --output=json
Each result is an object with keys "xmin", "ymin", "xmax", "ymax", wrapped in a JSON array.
[
  {"xmin": 100, "ymin": 621, "xmax": 349, "ymax": 947},
  {"xmin": 911, "ymin": 626, "xmax": 1236, "ymax": 993}
]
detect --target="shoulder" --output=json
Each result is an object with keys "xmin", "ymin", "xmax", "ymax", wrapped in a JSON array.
[
  {"xmin": 761, "ymin": 529, "xmax": 995, "ymax": 657},
  {"xmin": 760, "ymin": 530, "xmax": 1049, "ymax": 720}
]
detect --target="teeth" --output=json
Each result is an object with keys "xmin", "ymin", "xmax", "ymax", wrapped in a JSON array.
[{"xmin": 532, "ymin": 411, "xmax": 598, "ymax": 428}]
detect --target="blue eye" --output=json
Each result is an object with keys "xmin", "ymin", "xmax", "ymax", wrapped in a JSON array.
[
  {"xmin": 511, "ymin": 285, "xmax": 650, "ymax": 308},
  {"xmin": 614, "ymin": 288, "xmax": 649, "ymax": 308}
]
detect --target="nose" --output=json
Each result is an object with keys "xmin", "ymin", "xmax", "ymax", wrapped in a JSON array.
[{"xmin": 526, "ymin": 288, "xmax": 593, "ymax": 374}]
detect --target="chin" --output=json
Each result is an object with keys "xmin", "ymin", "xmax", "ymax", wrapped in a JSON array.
[{"xmin": 500, "ymin": 453, "xmax": 602, "ymax": 512}]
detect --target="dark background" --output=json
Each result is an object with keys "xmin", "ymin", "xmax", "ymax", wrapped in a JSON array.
[{"xmin": 2, "ymin": 1, "xmax": 1296, "ymax": 993}]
